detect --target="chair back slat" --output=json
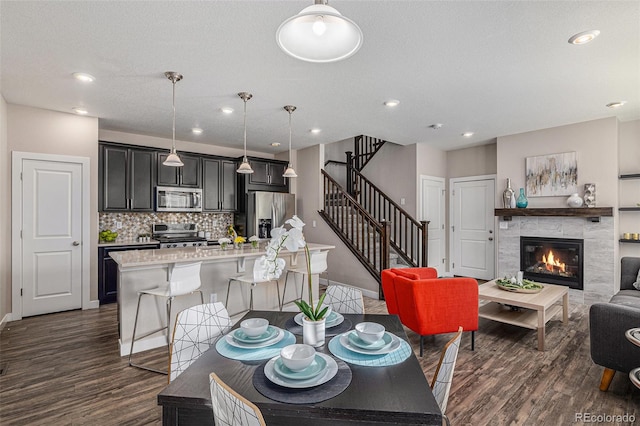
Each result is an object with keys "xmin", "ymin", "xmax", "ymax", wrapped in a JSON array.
[
  {"xmin": 209, "ymin": 372, "xmax": 266, "ymax": 426},
  {"xmin": 431, "ymin": 326, "xmax": 463, "ymax": 414}
]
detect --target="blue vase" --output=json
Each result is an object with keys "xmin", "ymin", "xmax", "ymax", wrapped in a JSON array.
[{"xmin": 516, "ymin": 188, "xmax": 528, "ymax": 208}]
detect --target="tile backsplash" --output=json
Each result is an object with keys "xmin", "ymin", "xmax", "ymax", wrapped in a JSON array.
[{"xmin": 99, "ymin": 212, "xmax": 234, "ymax": 240}]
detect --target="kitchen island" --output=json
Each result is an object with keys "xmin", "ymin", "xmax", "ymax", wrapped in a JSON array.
[{"xmin": 110, "ymin": 243, "xmax": 334, "ymax": 356}]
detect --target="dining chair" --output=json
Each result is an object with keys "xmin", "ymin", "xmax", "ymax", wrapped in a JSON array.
[
  {"xmin": 282, "ymin": 250, "xmax": 328, "ymax": 307},
  {"xmin": 129, "ymin": 262, "xmax": 204, "ymax": 374},
  {"xmin": 168, "ymin": 302, "xmax": 232, "ymax": 383},
  {"xmin": 226, "ymin": 274, "xmax": 282, "ymax": 316},
  {"xmin": 324, "ymin": 284, "xmax": 365, "ymax": 314},
  {"xmin": 431, "ymin": 326, "xmax": 463, "ymax": 426},
  {"xmin": 209, "ymin": 372, "xmax": 266, "ymax": 426}
]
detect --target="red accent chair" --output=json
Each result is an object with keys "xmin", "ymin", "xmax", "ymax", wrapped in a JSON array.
[{"xmin": 381, "ymin": 268, "xmax": 479, "ymax": 356}]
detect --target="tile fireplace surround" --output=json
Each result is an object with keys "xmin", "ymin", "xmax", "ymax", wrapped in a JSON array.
[{"xmin": 497, "ymin": 216, "xmax": 614, "ymax": 305}]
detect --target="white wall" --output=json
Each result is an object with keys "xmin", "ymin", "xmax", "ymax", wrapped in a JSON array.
[
  {"xmin": 0, "ymin": 96, "xmax": 8, "ymax": 322},
  {"xmin": 446, "ymin": 143, "xmax": 497, "ymax": 179},
  {"xmin": 5, "ymin": 104, "xmax": 99, "ymax": 312},
  {"xmin": 618, "ymin": 119, "xmax": 640, "ymax": 259}
]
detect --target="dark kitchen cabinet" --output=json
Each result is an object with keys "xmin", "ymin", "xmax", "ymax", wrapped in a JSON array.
[
  {"xmin": 202, "ymin": 157, "xmax": 237, "ymax": 211},
  {"xmin": 99, "ymin": 143, "xmax": 156, "ymax": 212},
  {"xmin": 158, "ymin": 152, "xmax": 201, "ymax": 188},
  {"xmin": 98, "ymin": 244, "xmax": 159, "ymax": 304},
  {"xmin": 240, "ymin": 157, "xmax": 289, "ymax": 192}
]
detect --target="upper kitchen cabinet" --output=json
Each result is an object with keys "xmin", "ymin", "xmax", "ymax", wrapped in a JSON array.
[
  {"xmin": 99, "ymin": 142, "xmax": 156, "ymax": 212},
  {"xmin": 241, "ymin": 157, "xmax": 289, "ymax": 192},
  {"xmin": 157, "ymin": 152, "xmax": 201, "ymax": 188},
  {"xmin": 202, "ymin": 157, "xmax": 237, "ymax": 211}
]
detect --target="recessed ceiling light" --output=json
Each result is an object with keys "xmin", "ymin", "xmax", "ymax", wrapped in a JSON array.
[
  {"xmin": 72, "ymin": 72, "xmax": 95, "ymax": 83},
  {"xmin": 310, "ymin": 128, "xmax": 322, "ymax": 134},
  {"xmin": 192, "ymin": 127, "xmax": 203, "ymax": 135},
  {"xmin": 606, "ymin": 101, "xmax": 626, "ymax": 108},
  {"xmin": 271, "ymin": 142, "xmax": 281, "ymax": 147},
  {"xmin": 384, "ymin": 99, "xmax": 400, "ymax": 107},
  {"xmin": 72, "ymin": 107, "xmax": 88, "ymax": 115},
  {"xmin": 220, "ymin": 107, "xmax": 234, "ymax": 114},
  {"xmin": 568, "ymin": 30, "xmax": 600, "ymax": 45},
  {"xmin": 462, "ymin": 132, "xmax": 474, "ymax": 137}
]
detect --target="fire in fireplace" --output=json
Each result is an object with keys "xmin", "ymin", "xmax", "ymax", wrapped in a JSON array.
[{"xmin": 520, "ymin": 236, "xmax": 584, "ymax": 290}]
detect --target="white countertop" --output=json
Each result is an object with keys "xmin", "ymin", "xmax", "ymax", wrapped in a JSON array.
[
  {"xmin": 109, "ymin": 242, "xmax": 335, "ymax": 268},
  {"xmin": 98, "ymin": 239, "xmax": 160, "ymax": 248}
]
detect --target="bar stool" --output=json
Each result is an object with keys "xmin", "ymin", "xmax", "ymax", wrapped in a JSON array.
[
  {"xmin": 226, "ymin": 274, "xmax": 282, "ymax": 316},
  {"xmin": 282, "ymin": 250, "xmax": 328, "ymax": 307},
  {"xmin": 129, "ymin": 262, "xmax": 204, "ymax": 375}
]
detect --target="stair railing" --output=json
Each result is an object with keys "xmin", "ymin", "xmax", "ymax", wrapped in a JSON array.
[
  {"xmin": 350, "ymin": 168, "xmax": 428, "ymax": 267},
  {"xmin": 319, "ymin": 170, "xmax": 390, "ymax": 294}
]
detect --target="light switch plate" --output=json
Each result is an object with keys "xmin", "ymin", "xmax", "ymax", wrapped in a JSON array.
[
  {"xmin": 499, "ymin": 222, "xmax": 508, "ymax": 229},
  {"xmin": 116, "ymin": 221, "xmax": 123, "ymax": 229}
]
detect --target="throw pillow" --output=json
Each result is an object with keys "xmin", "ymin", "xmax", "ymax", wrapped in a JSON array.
[
  {"xmin": 634, "ymin": 269, "xmax": 640, "ymax": 290},
  {"xmin": 390, "ymin": 268, "xmax": 420, "ymax": 280}
]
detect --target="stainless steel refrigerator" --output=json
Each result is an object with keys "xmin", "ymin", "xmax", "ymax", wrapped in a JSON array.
[{"xmin": 237, "ymin": 191, "xmax": 295, "ymax": 239}]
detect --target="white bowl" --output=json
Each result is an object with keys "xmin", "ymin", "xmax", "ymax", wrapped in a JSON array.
[
  {"xmin": 240, "ymin": 318, "xmax": 269, "ymax": 337},
  {"xmin": 355, "ymin": 322, "xmax": 385, "ymax": 344},
  {"xmin": 280, "ymin": 344, "xmax": 316, "ymax": 372}
]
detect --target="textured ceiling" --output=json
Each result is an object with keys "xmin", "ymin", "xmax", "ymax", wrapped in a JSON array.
[{"xmin": 1, "ymin": 1, "xmax": 638, "ymax": 154}]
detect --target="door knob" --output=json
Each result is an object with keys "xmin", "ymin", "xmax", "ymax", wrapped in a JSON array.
[
  {"xmin": 72, "ymin": 241, "xmax": 80, "ymax": 246},
  {"xmin": 488, "ymin": 237, "xmax": 494, "ymax": 241}
]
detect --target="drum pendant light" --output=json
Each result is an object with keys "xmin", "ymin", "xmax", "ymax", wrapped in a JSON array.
[
  {"xmin": 282, "ymin": 105, "xmax": 297, "ymax": 178},
  {"xmin": 163, "ymin": 72, "xmax": 184, "ymax": 167},
  {"xmin": 236, "ymin": 92, "xmax": 254, "ymax": 174},
  {"xmin": 276, "ymin": 0, "xmax": 363, "ymax": 63}
]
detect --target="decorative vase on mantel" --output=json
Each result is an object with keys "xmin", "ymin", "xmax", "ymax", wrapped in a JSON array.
[
  {"xmin": 503, "ymin": 178, "xmax": 516, "ymax": 209},
  {"xmin": 567, "ymin": 193, "xmax": 584, "ymax": 208},
  {"xmin": 516, "ymin": 188, "xmax": 528, "ymax": 208},
  {"xmin": 302, "ymin": 316, "xmax": 326, "ymax": 347}
]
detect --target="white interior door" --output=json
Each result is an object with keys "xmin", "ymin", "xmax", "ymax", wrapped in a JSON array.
[
  {"xmin": 420, "ymin": 175, "xmax": 446, "ymax": 275},
  {"xmin": 20, "ymin": 158, "xmax": 83, "ymax": 316},
  {"xmin": 450, "ymin": 177, "xmax": 495, "ymax": 280}
]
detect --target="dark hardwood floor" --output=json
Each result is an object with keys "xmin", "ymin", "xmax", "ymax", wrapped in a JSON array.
[{"xmin": 1, "ymin": 298, "xmax": 638, "ymax": 425}]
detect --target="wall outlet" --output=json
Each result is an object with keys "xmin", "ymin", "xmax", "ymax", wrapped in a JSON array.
[
  {"xmin": 400, "ymin": 198, "xmax": 406, "ymax": 205},
  {"xmin": 116, "ymin": 221, "xmax": 123, "ymax": 229},
  {"xmin": 210, "ymin": 293, "xmax": 217, "ymax": 303},
  {"xmin": 312, "ymin": 220, "xmax": 317, "ymax": 227},
  {"xmin": 499, "ymin": 221, "xmax": 508, "ymax": 229}
]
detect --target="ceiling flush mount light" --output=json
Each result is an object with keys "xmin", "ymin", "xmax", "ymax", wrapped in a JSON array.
[
  {"xmin": 568, "ymin": 30, "xmax": 600, "ymax": 45},
  {"xmin": 283, "ymin": 105, "xmax": 298, "ymax": 178},
  {"xmin": 428, "ymin": 123, "xmax": 443, "ymax": 130},
  {"xmin": 163, "ymin": 71, "xmax": 184, "ymax": 167},
  {"xmin": 221, "ymin": 107, "xmax": 234, "ymax": 114},
  {"xmin": 271, "ymin": 142, "xmax": 281, "ymax": 147},
  {"xmin": 192, "ymin": 127, "xmax": 203, "ymax": 135},
  {"xmin": 384, "ymin": 99, "xmax": 400, "ymax": 107},
  {"xmin": 462, "ymin": 132, "xmax": 474, "ymax": 137},
  {"xmin": 72, "ymin": 72, "xmax": 95, "ymax": 83},
  {"xmin": 606, "ymin": 101, "xmax": 626, "ymax": 108},
  {"xmin": 237, "ymin": 92, "xmax": 254, "ymax": 174},
  {"xmin": 310, "ymin": 128, "xmax": 322, "ymax": 134},
  {"xmin": 276, "ymin": 0, "xmax": 363, "ymax": 63},
  {"xmin": 72, "ymin": 107, "xmax": 88, "ymax": 115}
]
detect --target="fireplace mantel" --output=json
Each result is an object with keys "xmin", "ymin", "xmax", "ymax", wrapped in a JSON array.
[{"xmin": 495, "ymin": 207, "xmax": 613, "ymax": 222}]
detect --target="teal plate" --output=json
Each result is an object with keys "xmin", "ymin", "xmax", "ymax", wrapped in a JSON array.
[
  {"xmin": 233, "ymin": 325, "xmax": 278, "ymax": 344},
  {"xmin": 273, "ymin": 354, "xmax": 327, "ymax": 380},
  {"xmin": 348, "ymin": 331, "xmax": 389, "ymax": 350}
]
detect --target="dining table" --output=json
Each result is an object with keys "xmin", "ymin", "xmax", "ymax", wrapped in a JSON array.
[{"xmin": 157, "ymin": 310, "xmax": 443, "ymax": 425}]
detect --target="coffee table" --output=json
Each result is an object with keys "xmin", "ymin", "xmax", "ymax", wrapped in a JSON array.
[{"xmin": 478, "ymin": 279, "xmax": 569, "ymax": 351}]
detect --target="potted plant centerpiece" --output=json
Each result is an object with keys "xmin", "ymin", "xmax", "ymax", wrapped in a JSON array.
[{"xmin": 257, "ymin": 215, "xmax": 328, "ymax": 346}]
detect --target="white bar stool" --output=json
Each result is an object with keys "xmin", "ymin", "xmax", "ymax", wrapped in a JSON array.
[
  {"xmin": 282, "ymin": 250, "xmax": 328, "ymax": 307},
  {"xmin": 226, "ymin": 274, "xmax": 282, "ymax": 316},
  {"xmin": 129, "ymin": 262, "xmax": 204, "ymax": 375}
]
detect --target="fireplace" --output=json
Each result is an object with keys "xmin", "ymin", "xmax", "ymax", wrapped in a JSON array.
[{"xmin": 520, "ymin": 236, "xmax": 584, "ymax": 290}]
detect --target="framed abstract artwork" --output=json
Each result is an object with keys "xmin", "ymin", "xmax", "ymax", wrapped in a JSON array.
[{"xmin": 525, "ymin": 151, "xmax": 577, "ymax": 197}]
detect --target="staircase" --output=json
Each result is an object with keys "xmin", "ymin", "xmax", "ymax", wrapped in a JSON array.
[{"xmin": 318, "ymin": 136, "xmax": 429, "ymax": 298}]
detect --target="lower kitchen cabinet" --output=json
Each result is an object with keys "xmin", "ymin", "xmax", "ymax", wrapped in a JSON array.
[{"xmin": 98, "ymin": 244, "xmax": 158, "ymax": 304}]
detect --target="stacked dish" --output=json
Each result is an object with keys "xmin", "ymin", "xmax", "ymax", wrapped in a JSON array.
[
  {"xmin": 337, "ymin": 322, "xmax": 401, "ymax": 355},
  {"xmin": 224, "ymin": 318, "xmax": 285, "ymax": 349},
  {"xmin": 293, "ymin": 311, "xmax": 345, "ymax": 328},
  {"xmin": 264, "ymin": 344, "xmax": 338, "ymax": 388}
]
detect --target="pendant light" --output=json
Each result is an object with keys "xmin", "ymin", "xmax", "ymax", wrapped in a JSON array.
[
  {"xmin": 236, "ymin": 92, "xmax": 254, "ymax": 174},
  {"xmin": 276, "ymin": 0, "xmax": 363, "ymax": 63},
  {"xmin": 163, "ymin": 71, "xmax": 184, "ymax": 167},
  {"xmin": 282, "ymin": 105, "xmax": 297, "ymax": 178}
]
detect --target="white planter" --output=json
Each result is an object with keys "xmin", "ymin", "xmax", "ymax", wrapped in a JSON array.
[{"xmin": 302, "ymin": 316, "xmax": 326, "ymax": 347}]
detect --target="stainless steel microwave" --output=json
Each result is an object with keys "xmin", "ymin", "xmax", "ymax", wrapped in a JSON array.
[{"xmin": 156, "ymin": 186, "xmax": 202, "ymax": 212}]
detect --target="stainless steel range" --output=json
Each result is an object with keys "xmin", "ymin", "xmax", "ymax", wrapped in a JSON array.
[{"xmin": 153, "ymin": 223, "xmax": 207, "ymax": 249}]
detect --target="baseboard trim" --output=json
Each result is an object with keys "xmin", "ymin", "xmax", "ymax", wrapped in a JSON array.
[
  {"xmin": 0, "ymin": 313, "xmax": 11, "ymax": 331},
  {"xmin": 84, "ymin": 300, "xmax": 100, "ymax": 310},
  {"xmin": 119, "ymin": 334, "xmax": 168, "ymax": 357}
]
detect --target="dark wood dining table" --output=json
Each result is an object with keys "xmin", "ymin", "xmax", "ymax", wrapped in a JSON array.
[{"xmin": 157, "ymin": 310, "xmax": 443, "ymax": 425}]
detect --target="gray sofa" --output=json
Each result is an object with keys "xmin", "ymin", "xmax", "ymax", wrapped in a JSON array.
[{"xmin": 589, "ymin": 257, "xmax": 640, "ymax": 391}]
